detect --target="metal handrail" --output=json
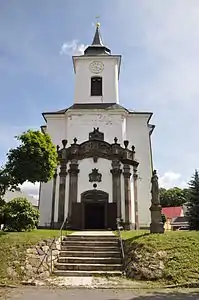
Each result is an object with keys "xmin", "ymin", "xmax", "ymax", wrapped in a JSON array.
[
  {"xmin": 35, "ymin": 217, "xmax": 69, "ymax": 276},
  {"xmin": 116, "ymin": 218, "xmax": 125, "ymax": 261},
  {"xmin": 36, "ymin": 236, "xmax": 56, "ymax": 274},
  {"xmin": 60, "ymin": 216, "xmax": 69, "ymax": 242}
]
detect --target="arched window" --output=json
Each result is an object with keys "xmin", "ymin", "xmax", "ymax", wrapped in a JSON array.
[{"xmin": 91, "ymin": 77, "xmax": 102, "ymax": 96}]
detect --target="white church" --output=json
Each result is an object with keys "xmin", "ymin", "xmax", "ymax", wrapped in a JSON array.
[{"xmin": 38, "ymin": 23, "xmax": 155, "ymax": 230}]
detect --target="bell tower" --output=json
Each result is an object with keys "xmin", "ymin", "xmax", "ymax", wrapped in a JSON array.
[{"xmin": 73, "ymin": 23, "xmax": 121, "ymax": 104}]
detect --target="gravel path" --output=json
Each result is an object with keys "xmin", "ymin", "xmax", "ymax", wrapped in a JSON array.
[{"xmin": 1, "ymin": 287, "xmax": 199, "ymax": 300}]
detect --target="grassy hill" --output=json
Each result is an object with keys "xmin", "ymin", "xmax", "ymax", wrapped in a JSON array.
[
  {"xmin": 0, "ymin": 230, "xmax": 70, "ymax": 285},
  {"xmin": 1, "ymin": 229, "xmax": 199, "ymax": 286},
  {"xmin": 121, "ymin": 230, "xmax": 199, "ymax": 285}
]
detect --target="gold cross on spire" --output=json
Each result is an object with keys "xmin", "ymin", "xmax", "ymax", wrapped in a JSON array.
[{"xmin": 95, "ymin": 16, "xmax": 100, "ymax": 28}]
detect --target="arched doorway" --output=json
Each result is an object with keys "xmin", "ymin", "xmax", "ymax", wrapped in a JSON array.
[{"xmin": 81, "ymin": 190, "xmax": 108, "ymax": 229}]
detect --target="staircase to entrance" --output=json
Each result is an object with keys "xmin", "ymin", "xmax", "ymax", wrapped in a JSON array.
[{"xmin": 54, "ymin": 231, "xmax": 123, "ymax": 276}]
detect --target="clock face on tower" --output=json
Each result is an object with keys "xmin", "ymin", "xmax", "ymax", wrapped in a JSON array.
[{"xmin": 89, "ymin": 61, "xmax": 104, "ymax": 74}]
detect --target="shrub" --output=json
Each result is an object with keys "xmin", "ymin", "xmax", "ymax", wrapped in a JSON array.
[
  {"xmin": 161, "ymin": 214, "xmax": 166, "ymax": 224},
  {"xmin": 3, "ymin": 197, "xmax": 39, "ymax": 232}
]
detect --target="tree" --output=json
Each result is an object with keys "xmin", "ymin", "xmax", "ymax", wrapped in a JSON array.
[
  {"xmin": 5, "ymin": 130, "xmax": 57, "ymax": 185},
  {"xmin": 187, "ymin": 170, "xmax": 199, "ymax": 230},
  {"xmin": 161, "ymin": 214, "xmax": 166, "ymax": 224},
  {"xmin": 159, "ymin": 188, "xmax": 167, "ymax": 206},
  {"xmin": 159, "ymin": 187, "xmax": 187, "ymax": 207},
  {"xmin": 2, "ymin": 197, "xmax": 40, "ymax": 232},
  {"xmin": 0, "ymin": 198, "xmax": 6, "ymax": 225},
  {"xmin": 182, "ymin": 188, "xmax": 191, "ymax": 203},
  {"xmin": 0, "ymin": 168, "xmax": 11, "ymax": 200},
  {"xmin": 0, "ymin": 167, "xmax": 20, "ymax": 200},
  {"xmin": 0, "ymin": 168, "xmax": 11, "ymax": 225}
]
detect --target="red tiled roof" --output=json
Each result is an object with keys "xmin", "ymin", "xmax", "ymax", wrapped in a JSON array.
[{"xmin": 162, "ymin": 206, "xmax": 183, "ymax": 218}]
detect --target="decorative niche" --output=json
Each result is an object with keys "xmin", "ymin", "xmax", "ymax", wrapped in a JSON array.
[{"xmin": 89, "ymin": 168, "xmax": 102, "ymax": 182}]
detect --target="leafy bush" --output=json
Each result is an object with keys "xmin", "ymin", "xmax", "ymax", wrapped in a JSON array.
[
  {"xmin": 161, "ymin": 213, "xmax": 166, "ymax": 224},
  {"xmin": 2, "ymin": 197, "xmax": 39, "ymax": 232}
]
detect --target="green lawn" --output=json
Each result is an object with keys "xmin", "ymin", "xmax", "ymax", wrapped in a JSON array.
[
  {"xmin": 1, "ymin": 229, "xmax": 199, "ymax": 286},
  {"xmin": 0, "ymin": 229, "xmax": 71, "ymax": 285},
  {"xmin": 121, "ymin": 230, "xmax": 199, "ymax": 285}
]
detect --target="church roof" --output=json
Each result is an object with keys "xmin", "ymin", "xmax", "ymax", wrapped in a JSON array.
[
  {"xmin": 42, "ymin": 103, "xmax": 128, "ymax": 120},
  {"xmin": 84, "ymin": 23, "xmax": 111, "ymax": 56},
  {"xmin": 42, "ymin": 104, "xmax": 153, "ymax": 123},
  {"xmin": 68, "ymin": 103, "xmax": 128, "ymax": 110},
  {"xmin": 92, "ymin": 24, "xmax": 103, "ymax": 46}
]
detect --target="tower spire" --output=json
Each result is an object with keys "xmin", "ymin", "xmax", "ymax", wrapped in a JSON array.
[
  {"xmin": 91, "ymin": 22, "xmax": 103, "ymax": 46},
  {"xmin": 84, "ymin": 22, "xmax": 111, "ymax": 56}
]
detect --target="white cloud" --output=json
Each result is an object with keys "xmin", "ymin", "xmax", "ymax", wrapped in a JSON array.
[
  {"xmin": 20, "ymin": 181, "xmax": 40, "ymax": 200},
  {"xmin": 115, "ymin": 1, "xmax": 199, "ymax": 107},
  {"xmin": 60, "ymin": 40, "xmax": 86, "ymax": 56},
  {"xmin": 112, "ymin": 1, "xmax": 199, "ymax": 182},
  {"xmin": 159, "ymin": 171, "xmax": 187, "ymax": 189}
]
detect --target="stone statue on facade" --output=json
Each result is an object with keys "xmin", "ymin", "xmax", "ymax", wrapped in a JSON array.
[
  {"xmin": 150, "ymin": 169, "xmax": 164, "ymax": 234},
  {"xmin": 151, "ymin": 170, "xmax": 160, "ymax": 205}
]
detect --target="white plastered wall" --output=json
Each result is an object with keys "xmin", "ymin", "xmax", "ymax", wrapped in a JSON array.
[
  {"xmin": 66, "ymin": 110, "xmax": 127, "ymax": 145},
  {"xmin": 73, "ymin": 56, "xmax": 120, "ymax": 104},
  {"xmin": 77, "ymin": 158, "xmax": 112, "ymax": 202},
  {"xmin": 39, "ymin": 180, "xmax": 53, "ymax": 227},
  {"xmin": 126, "ymin": 113, "xmax": 153, "ymax": 227},
  {"xmin": 78, "ymin": 157, "xmax": 125, "ymax": 220},
  {"xmin": 44, "ymin": 116, "xmax": 67, "ymax": 147},
  {"xmin": 39, "ymin": 109, "xmax": 153, "ymax": 228}
]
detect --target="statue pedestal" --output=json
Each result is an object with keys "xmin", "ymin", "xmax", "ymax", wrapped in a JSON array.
[
  {"xmin": 150, "ymin": 204, "xmax": 164, "ymax": 234},
  {"xmin": 124, "ymin": 222, "xmax": 134, "ymax": 230},
  {"xmin": 150, "ymin": 222, "xmax": 164, "ymax": 234}
]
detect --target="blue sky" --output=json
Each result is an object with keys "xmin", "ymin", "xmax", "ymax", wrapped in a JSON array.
[{"xmin": 1, "ymin": 0, "xmax": 199, "ymax": 197}]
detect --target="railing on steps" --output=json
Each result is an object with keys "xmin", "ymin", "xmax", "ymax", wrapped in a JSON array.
[
  {"xmin": 60, "ymin": 216, "xmax": 70, "ymax": 243},
  {"xmin": 36, "ymin": 236, "xmax": 56, "ymax": 275},
  {"xmin": 116, "ymin": 218, "xmax": 125, "ymax": 276},
  {"xmin": 36, "ymin": 217, "xmax": 69, "ymax": 276}
]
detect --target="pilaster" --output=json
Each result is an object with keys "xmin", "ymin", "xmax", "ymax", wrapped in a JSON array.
[
  {"xmin": 68, "ymin": 159, "xmax": 79, "ymax": 219},
  {"xmin": 110, "ymin": 159, "xmax": 122, "ymax": 218},
  {"xmin": 133, "ymin": 165, "xmax": 139, "ymax": 230},
  {"xmin": 50, "ymin": 167, "xmax": 57, "ymax": 228},
  {"xmin": 58, "ymin": 162, "xmax": 67, "ymax": 224},
  {"xmin": 123, "ymin": 164, "xmax": 132, "ymax": 229}
]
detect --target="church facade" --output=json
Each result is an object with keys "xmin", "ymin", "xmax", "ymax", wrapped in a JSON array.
[{"xmin": 38, "ymin": 24, "xmax": 155, "ymax": 230}]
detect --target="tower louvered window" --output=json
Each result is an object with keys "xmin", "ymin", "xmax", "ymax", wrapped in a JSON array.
[{"xmin": 91, "ymin": 77, "xmax": 102, "ymax": 96}]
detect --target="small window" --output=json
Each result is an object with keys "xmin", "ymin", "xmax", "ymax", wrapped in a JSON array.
[{"xmin": 91, "ymin": 77, "xmax": 102, "ymax": 96}]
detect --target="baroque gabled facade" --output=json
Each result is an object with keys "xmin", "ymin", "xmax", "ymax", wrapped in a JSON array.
[{"xmin": 38, "ymin": 23, "xmax": 155, "ymax": 230}]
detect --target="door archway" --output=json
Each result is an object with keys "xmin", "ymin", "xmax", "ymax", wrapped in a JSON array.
[{"xmin": 81, "ymin": 190, "xmax": 108, "ymax": 229}]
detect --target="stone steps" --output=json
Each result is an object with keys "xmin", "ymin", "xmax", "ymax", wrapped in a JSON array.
[
  {"xmin": 58, "ymin": 257, "xmax": 121, "ymax": 264},
  {"xmin": 53, "ymin": 270, "xmax": 122, "ymax": 277},
  {"xmin": 59, "ymin": 251, "xmax": 121, "ymax": 258},
  {"xmin": 54, "ymin": 233, "xmax": 123, "ymax": 277},
  {"xmin": 61, "ymin": 240, "xmax": 118, "ymax": 246},
  {"xmin": 55, "ymin": 263, "xmax": 122, "ymax": 271},
  {"xmin": 61, "ymin": 245, "xmax": 119, "ymax": 251},
  {"xmin": 63, "ymin": 236, "xmax": 117, "ymax": 241}
]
